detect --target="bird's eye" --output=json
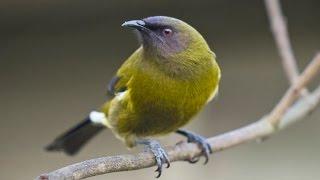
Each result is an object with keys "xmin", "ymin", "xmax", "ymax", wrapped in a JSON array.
[{"xmin": 162, "ymin": 28, "xmax": 173, "ymax": 36}]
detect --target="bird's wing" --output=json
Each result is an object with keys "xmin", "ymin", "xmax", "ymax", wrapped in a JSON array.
[
  {"xmin": 107, "ymin": 47, "xmax": 142, "ymax": 96},
  {"xmin": 107, "ymin": 76, "xmax": 127, "ymax": 95}
]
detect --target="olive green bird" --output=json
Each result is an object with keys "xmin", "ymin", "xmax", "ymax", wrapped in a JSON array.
[{"xmin": 46, "ymin": 16, "xmax": 221, "ymax": 177}]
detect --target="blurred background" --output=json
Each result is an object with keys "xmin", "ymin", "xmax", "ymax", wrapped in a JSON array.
[{"xmin": 1, "ymin": 0, "xmax": 320, "ymax": 179}]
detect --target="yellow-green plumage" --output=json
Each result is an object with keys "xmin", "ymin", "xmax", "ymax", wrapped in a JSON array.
[
  {"xmin": 101, "ymin": 17, "xmax": 220, "ymax": 147},
  {"xmin": 45, "ymin": 16, "xmax": 221, "ymax": 168}
]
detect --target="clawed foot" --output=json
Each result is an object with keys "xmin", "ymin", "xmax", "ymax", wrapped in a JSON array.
[
  {"xmin": 137, "ymin": 139, "xmax": 170, "ymax": 178},
  {"xmin": 176, "ymin": 129, "xmax": 212, "ymax": 164}
]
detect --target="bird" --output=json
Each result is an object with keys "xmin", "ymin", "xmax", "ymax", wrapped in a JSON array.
[{"xmin": 46, "ymin": 16, "xmax": 221, "ymax": 177}]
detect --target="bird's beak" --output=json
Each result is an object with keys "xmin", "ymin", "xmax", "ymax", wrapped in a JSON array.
[{"xmin": 122, "ymin": 20, "xmax": 146, "ymax": 30}]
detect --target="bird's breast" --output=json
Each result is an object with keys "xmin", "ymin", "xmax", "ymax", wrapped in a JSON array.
[{"xmin": 127, "ymin": 63, "xmax": 218, "ymax": 136}]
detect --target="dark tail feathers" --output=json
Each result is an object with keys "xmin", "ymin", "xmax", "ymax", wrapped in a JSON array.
[{"xmin": 45, "ymin": 117, "xmax": 105, "ymax": 155}]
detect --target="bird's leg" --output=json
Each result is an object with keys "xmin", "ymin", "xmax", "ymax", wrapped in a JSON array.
[
  {"xmin": 136, "ymin": 139, "xmax": 170, "ymax": 178},
  {"xmin": 176, "ymin": 129, "xmax": 212, "ymax": 164}
]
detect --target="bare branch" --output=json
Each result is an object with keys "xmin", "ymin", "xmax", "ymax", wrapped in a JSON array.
[
  {"xmin": 264, "ymin": 0, "xmax": 300, "ymax": 84},
  {"xmin": 279, "ymin": 84, "xmax": 320, "ymax": 128},
  {"xmin": 36, "ymin": 54, "xmax": 320, "ymax": 180},
  {"xmin": 268, "ymin": 53, "xmax": 320, "ymax": 127}
]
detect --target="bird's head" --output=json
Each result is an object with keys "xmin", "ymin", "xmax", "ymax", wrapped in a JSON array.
[{"xmin": 122, "ymin": 16, "xmax": 212, "ymax": 60}]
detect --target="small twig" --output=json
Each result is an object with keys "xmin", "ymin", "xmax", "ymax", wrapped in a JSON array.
[
  {"xmin": 36, "ymin": 54, "xmax": 320, "ymax": 180},
  {"xmin": 268, "ymin": 53, "xmax": 320, "ymax": 127},
  {"xmin": 279, "ymin": 84, "xmax": 320, "ymax": 128},
  {"xmin": 264, "ymin": 0, "xmax": 300, "ymax": 84}
]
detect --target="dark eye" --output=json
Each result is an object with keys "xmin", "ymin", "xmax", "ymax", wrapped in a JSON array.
[{"xmin": 162, "ymin": 28, "xmax": 173, "ymax": 36}]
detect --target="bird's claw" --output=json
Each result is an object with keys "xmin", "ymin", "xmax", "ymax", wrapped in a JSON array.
[
  {"xmin": 144, "ymin": 140, "xmax": 170, "ymax": 178},
  {"xmin": 187, "ymin": 156, "xmax": 200, "ymax": 164},
  {"xmin": 177, "ymin": 130, "xmax": 212, "ymax": 164},
  {"xmin": 188, "ymin": 133, "xmax": 212, "ymax": 164}
]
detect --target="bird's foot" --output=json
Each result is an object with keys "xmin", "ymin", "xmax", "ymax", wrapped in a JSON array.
[
  {"xmin": 137, "ymin": 139, "xmax": 170, "ymax": 178},
  {"xmin": 176, "ymin": 129, "xmax": 212, "ymax": 164}
]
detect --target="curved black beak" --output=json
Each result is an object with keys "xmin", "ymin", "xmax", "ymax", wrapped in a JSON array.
[{"xmin": 122, "ymin": 20, "xmax": 146, "ymax": 30}]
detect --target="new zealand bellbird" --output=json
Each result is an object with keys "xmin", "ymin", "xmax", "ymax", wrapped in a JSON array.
[{"xmin": 46, "ymin": 16, "xmax": 221, "ymax": 177}]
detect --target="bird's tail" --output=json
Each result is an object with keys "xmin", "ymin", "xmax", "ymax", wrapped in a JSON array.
[{"xmin": 45, "ymin": 116, "xmax": 105, "ymax": 155}]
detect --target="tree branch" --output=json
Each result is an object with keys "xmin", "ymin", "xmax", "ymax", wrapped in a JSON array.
[
  {"xmin": 264, "ymin": 0, "xmax": 310, "ymax": 96},
  {"xmin": 264, "ymin": 0, "xmax": 300, "ymax": 84},
  {"xmin": 268, "ymin": 53, "xmax": 320, "ymax": 127},
  {"xmin": 37, "ymin": 54, "xmax": 320, "ymax": 180}
]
